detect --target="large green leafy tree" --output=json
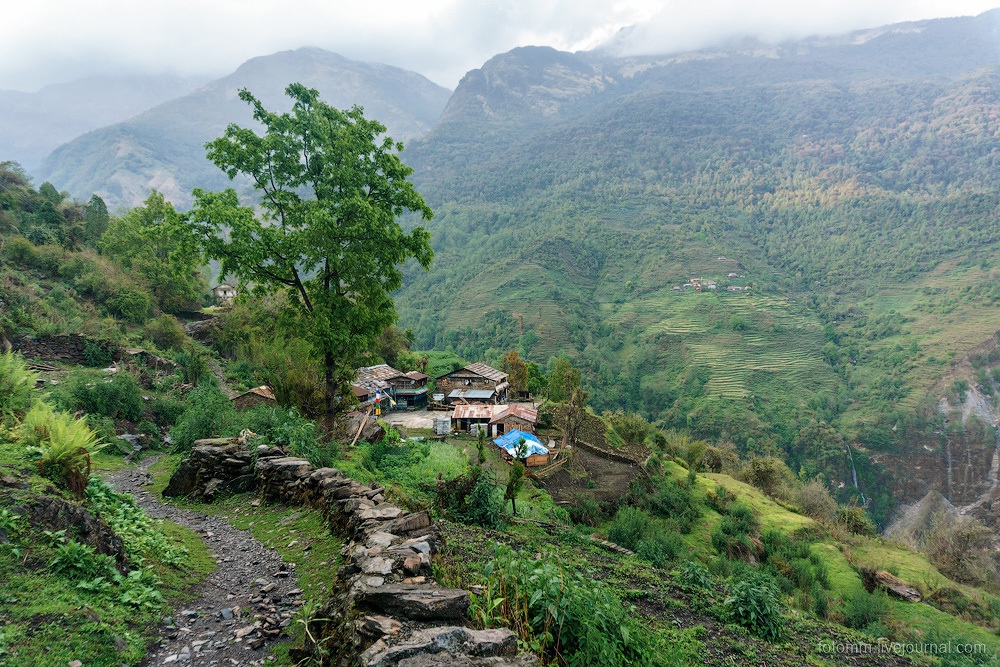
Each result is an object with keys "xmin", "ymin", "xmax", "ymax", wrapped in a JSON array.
[
  {"xmin": 100, "ymin": 191, "xmax": 205, "ymax": 313},
  {"xmin": 188, "ymin": 83, "xmax": 433, "ymax": 424}
]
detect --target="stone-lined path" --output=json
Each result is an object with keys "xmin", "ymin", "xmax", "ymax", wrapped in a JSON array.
[{"xmin": 105, "ymin": 457, "xmax": 302, "ymax": 666}]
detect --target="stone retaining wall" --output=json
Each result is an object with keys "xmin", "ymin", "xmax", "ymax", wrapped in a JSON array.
[
  {"xmin": 164, "ymin": 445, "xmax": 536, "ymax": 667},
  {"xmin": 14, "ymin": 333, "xmax": 110, "ymax": 365}
]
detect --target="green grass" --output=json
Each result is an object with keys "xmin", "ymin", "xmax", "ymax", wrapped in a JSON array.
[{"xmin": 0, "ymin": 459, "xmax": 214, "ymax": 667}]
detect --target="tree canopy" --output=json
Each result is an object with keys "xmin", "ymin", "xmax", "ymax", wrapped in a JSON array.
[
  {"xmin": 100, "ymin": 191, "xmax": 205, "ymax": 313},
  {"xmin": 188, "ymin": 83, "xmax": 433, "ymax": 423}
]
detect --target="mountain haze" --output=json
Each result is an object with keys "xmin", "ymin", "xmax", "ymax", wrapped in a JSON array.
[
  {"xmin": 0, "ymin": 74, "xmax": 207, "ymax": 171},
  {"xmin": 36, "ymin": 48, "xmax": 452, "ymax": 210}
]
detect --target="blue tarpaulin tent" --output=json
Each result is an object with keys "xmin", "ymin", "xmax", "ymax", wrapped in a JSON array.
[{"xmin": 493, "ymin": 429, "xmax": 549, "ymax": 458}]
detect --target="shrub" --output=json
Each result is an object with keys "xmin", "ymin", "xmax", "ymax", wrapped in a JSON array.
[
  {"xmin": 462, "ymin": 471, "xmax": 507, "ymax": 529},
  {"xmin": 812, "ymin": 585, "xmax": 829, "ymax": 619},
  {"xmin": 144, "ymin": 315, "xmax": 186, "ymax": 351},
  {"xmin": 723, "ymin": 573, "xmax": 784, "ymax": 641},
  {"xmin": 641, "ymin": 475, "xmax": 700, "ymax": 533},
  {"xmin": 681, "ymin": 560, "xmax": 714, "ymax": 590},
  {"xmin": 435, "ymin": 466, "xmax": 507, "ymax": 530},
  {"xmin": 63, "ymin": 371, "xmax": 143, "ymax": 421},
  {"xmin": 836, "ymin": 505, "xmax": 877, "ymax": 537},
  {"xmin": 174, "ymin": 347, "xmax": 208, "ymax": 386},
  {"xmin": 705, "ymin": 485, "xmax": 735, "ymax": 514},
  {"xmin": 1, "ymin": 235, "xmax": 38, "ymax": 265},
  {"xmin": 636, "ymin": 525, "xmax": 685, "ymax": 567},
  {"xmin": 150, "ymin": 396, "xmax": 186, "ymax": 428},
  {"xmin": 608, "ymin": 506, "xmax": 650, "ymax": 552},
  {"xmin": 568, "ymin": 497, "xmax": 602, "ymax": 526},
  {"xmin": 603, "ymin": 410, "xmax": 649, "ymax": 447},
  {"xmin": 474, "ymin": 544, "xmax": 671, "ymax": 666},
  {"xmin": 82, "ymin": 340, "xmax": 114, "ymax": 367},
  {"xmin": 794, "ymin": 480, "xmax": 838, "ymax": 522},
  {"xmin": 926, "ymin": 515, "xmax": 996, "ymax": 585},
  {"xmin": 169, "ymin": 382, "xmax": 240, "ymax": 450},
  {"xmin": 711, "ymin": 503, "xmax": 760, "ymax": 560},
  {"xmin": 0, "ymin": 351, "xmax": 39, "ymax": 424},
  {"xmin": 842, "ymin": 588, "xmax": 890, "ymax": 631},
  {"xmin": 242, "ymin": 407, "xmax": 332, "ymax": 467},
  {"xmin": 739, "ymin": 456, "xmax": 794, "ymax": 498},
  {"xmin": 107, "ymin": 286, "xmax": 151, "ymax": 324}
]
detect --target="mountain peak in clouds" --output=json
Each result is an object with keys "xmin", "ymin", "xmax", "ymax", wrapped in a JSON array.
[{"xmin": 597, "ymin": 6, "xmax": 1000, "ymax": 62}]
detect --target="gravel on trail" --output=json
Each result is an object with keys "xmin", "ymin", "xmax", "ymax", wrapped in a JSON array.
[{"xmin": 105, "ymin": 457, "xmax": 306, "ymax": 667}]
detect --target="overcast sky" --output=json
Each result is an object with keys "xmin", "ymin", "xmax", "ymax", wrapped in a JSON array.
[{"xmin": 2, "ymin": 0, "xmax": 997, "ymax": 92}]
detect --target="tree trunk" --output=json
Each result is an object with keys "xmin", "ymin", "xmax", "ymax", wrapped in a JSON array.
[{"xmin": 325, "ymin": 350, "xmax": 337, "ymax": 433}]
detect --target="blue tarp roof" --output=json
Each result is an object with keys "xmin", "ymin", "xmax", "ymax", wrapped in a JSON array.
[{"xmin": 493, "ymin": 429, "xmax": 549, "ymax": 458}]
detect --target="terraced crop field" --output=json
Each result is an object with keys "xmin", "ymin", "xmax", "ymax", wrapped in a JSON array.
[{"xmin": 621, "ymin": 289, "xmax": 839, "ymax": 401}]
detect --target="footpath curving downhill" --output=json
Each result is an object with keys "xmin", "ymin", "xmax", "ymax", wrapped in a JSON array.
[{"xmin": 164, "ymin": 442, "xmax": 537, "ymax": 667}]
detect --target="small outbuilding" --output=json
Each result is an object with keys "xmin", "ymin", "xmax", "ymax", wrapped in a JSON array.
[
  {"xmin": 231, "ymin": 386, "xmax": 277, "ymax": 411},
  {"xmin": 453, "ymin": 403, "xmax": 497, "ymax": 434},
  {"xmin": 213, "ymin": 284, "xmax": 237, "ymax": 306},
  {"xmin": 490, "ymin": 404, "xmax": 538, "ymax": 435},
  {"xmin": 493, "ymin": 429, "xmax": 550, "ymax": 467}
]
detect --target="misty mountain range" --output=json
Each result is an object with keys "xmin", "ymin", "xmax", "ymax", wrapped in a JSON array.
[{"xmin": 5, "ymin": 8, "xmax": 1000, "ymax": 519}]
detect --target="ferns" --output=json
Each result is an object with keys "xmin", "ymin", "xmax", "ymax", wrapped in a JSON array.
[
  {"xmin": 0, "ymin": 351, "xmax": 39, "ymax": 425},
  {"xmin": 18, "ymin": 402, "xmax": 104, "ymax": 496}
]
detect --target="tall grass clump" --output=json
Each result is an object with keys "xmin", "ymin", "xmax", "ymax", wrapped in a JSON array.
[
  {"xmin": 723, "ymin": 572, "xmax": 784, "ymax": 641},
  {"xmin": 472, "ymin": 543, "xmax": 676, "ymax": 666},
  {"xmin": 842, "ymin": 588, "xmax": 891, "ymax": 633},
  {"xmin": 0, "ymin": 351, "xmax": 39, "ymax": 425}
]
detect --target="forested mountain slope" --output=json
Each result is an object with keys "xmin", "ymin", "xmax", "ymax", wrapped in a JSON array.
[
  {"xmin": 396, "ymin": 9, "xmax": 1000, "ymax": 523},
  {"xmin": 36, "ymin": 49, "xmax": 452, "ymax": 211}
]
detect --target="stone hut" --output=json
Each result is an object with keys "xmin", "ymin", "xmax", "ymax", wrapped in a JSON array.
[
  {"xmin": 213, "ymin": 284, "xmax": 237, "ymax": 306},
  {"xmin": 231, "ymin": 386, "xmax": 277, "ymax": 411}
]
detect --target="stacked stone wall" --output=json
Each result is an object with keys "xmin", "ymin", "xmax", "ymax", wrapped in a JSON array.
[{"xmin": 164, "ymin": 444, "xmax": 536, "ymax": 667}]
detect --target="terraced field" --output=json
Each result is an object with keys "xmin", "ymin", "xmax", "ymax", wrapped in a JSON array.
[{"xmin": 621, "ymin": 289, "xmax": 839, "ymax": 401}]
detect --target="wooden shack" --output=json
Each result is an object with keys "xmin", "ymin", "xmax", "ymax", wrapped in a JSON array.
[{"xmin": 489, "ymin": 404, "xmax": 538, "ymax": 435}]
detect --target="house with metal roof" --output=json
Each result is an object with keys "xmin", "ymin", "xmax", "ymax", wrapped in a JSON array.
[
  {"xmin": 490, "ymin": 404, "xmax": 538, "ymax": 435},
  {"xmin": 453, "ymin": 403, "xmax": 498, "ymax": 434},
  {"xmin": 436, "ymin": 362, "xmax": 509, "ymax": 405},
  {"xmin": 352, "ymin": 365, "xmax": 429, "ymax": 410}
]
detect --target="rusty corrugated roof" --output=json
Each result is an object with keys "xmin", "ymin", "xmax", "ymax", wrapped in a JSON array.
[
  {"xmin": 453, "ymin": 404, "xmax": 499, "ymax": 420},
  {"xmin": 490, "ymin": 404, "xmax": 538, "ymax": 424}
]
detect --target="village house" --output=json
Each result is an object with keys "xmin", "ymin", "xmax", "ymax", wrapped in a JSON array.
[
  {"xmin": 452, "ymin": 403, "xmax": 497, "ymax": 434},
  {"xmin": 489, "ymin": 404, "xmax": 538, "ymax": 435},
  {"xmin": 231, "ymin": 385, "xmax": 277, "ymax": 411},
  {"xmin": 435, "ymin": 362, "xmax": 509, "ymax": 405},
  {"xmin": 212, "ymin": 284, "xmax": 237, "ymax": 306},
  {"xmin": 493, "ymin": 429, "xmax": 551, "ymax": 467},
  {"xmin": 352, "ymin": 364, "xmax": 428, "ymax": 410}
]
